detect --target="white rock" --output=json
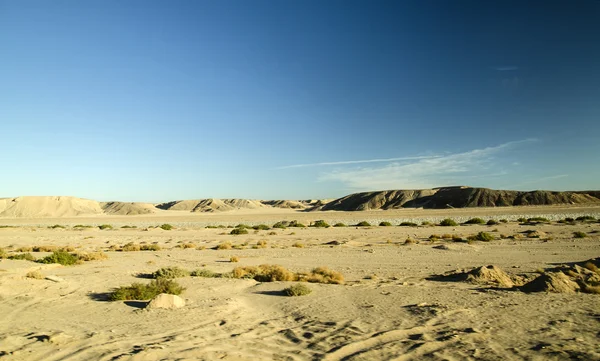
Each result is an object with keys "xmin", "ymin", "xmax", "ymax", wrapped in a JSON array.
[{"xmin": 146, "ymin": 294, "xmax": 185, "ymax": 310}]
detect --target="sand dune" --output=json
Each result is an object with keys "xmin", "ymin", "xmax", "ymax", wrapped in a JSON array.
[
  {"xmin": 0, "ymin": 197, "xmax": 103, "ymax": 218},
  {"xmin": 100, "ymin": 202, "xmax": 156, "ymax": 216}
]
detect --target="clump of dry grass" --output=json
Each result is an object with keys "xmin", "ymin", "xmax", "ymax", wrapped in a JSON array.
[
  {"xmin": 404, "ymin": 237, "xmax": 418, "ymax": 245},
  {"xmin": 121, "ymin": 243, "xmax": 141, "ymax": 252},
  {"xmin": 230, "ymin": 256, "xmax": 240, "ymax": 263},
  {"xmin": 26, "ymin": 270, "xmax": 44, "ymax": 279},
  {"xmin": 583, "ymin": 262, "xmax": 600, "ymax": 274},
  {"xmin": 0, "ymin": 248, "xmax": 6, "ymax": 259},
  {"xmin": 216, "ymin": 241, "xmax": 232, "ymax": 250},
  {"xmin": 177, "ymin": 243, "xmax": 196, "ymax": 249},
  {"xmin": 302, "ymin": 267, "xmax": 345, "ymax": 284},
  {"xmin": 232, "ymin": 265, "xmax": 297, "ymax": 282},
  {"xmin": 76, "ymin": 252, "xmax": 108, "ymax": 262},
  {"xmin": 152, "ymin": 266, "xmax": 190, "ymax": 279},
  {"xmin": 292, "ymin": 242, "xmax": 304, "ymax": 248},
  {"xmin": 267, "ymin": 231, "xmax": 277, "ymax": 236},
  {"xmin": 15, "ymin": 246, "xmax": 34, "ymax": 252},
  {"xmin": 284, "ymin": 283, "xmax": 312, "ymax": 296},
  {"xmin": 256, "ymin": 240, "xmax": 267, "ymax": 248},
  {"xmin": 441, "ymin": 234, "xmax": 453, "ymax": 240},
  {"xmin": 141, "ymin": 244, "xmax": 161, "ymax": 251}
]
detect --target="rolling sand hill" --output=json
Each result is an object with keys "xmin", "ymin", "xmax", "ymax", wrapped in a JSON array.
[
  {"xmin": 100, "ymin": 202, "xmax": 156, "ymax": 216},
  {"xmin": 0, "ymin": 197, "xmax": 103, "ymax": 218}
]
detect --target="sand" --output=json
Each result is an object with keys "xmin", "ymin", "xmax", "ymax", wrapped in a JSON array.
[{"xmin": 0, "ymin": 206, "xmax": 599, "ymax": 360}]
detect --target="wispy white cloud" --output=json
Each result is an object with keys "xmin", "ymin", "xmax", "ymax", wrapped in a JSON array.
[
  {"xmin": 276, "ymin": 155, "xmax": 440, "ymax": 170},
  {"xmin": 318, "ymin": 139, "xmax": 538, "ymax": 190},
  {"xmin": 493, "ymin": 66, "xmax": 519, "ymax": 71}
]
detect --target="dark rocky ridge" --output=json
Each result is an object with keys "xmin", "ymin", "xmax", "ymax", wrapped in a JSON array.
[{"xmin": 317, "ymin": 186, "xmax": 600, "ymax": 211}]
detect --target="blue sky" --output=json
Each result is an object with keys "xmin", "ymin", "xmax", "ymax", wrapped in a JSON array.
[{"xmin": 1, "ymin": 0, "xmax": 599, "ymax": 202}]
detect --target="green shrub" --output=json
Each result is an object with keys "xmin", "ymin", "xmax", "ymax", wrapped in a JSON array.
[
  {"xmin": 333, "ymin": 223, "xmax": 347, "ymax": 227},
  {"xmin": 312, "ymin": 220, "xmax": 330, "ymax": 228},
  {"xmin": 355, "ymin": 221, "xmax": 371, "ymax": 227},
  {"xmin": 399, "ymin": 222, "xmax": 418, "ymax": 227},
  {"xmin": 98, "ymin": 224, "xmax": 113, "ymax": 230},
  {"xmin": 288, "ymin": 221, "xmax": 306, "ymax": 228},
  {"xmin": 120, "ymin": 225, "xmax": 137, "ymax": 229},
  {"xmin": 37, "ymin": 251, "xmax": 80, "ymax": 266},
  {"xmin": 73, "ymin": 224, "xmax": 93, "ymax": 228},
  {"xmin": 576, "ymin": 216, "xmax": 596, "ymax": 222},
  {"xmin": 190, "ymin": 269, "xmax": 218, "ymax": 278},
  {"xmin": 8, "ymin": 253, "xmax": 35, "ymax": 261},
  {"xmin": 230, "ymin": 228, "xmax": 249, "ymax": 235},
  {"xmin": 573, "ymin": 231, "xmax": 587, "ymax": 238},
  {"xmin": 235, "ymin": 224, "xmax": 250, "ymax": 229},
  {"xmin": 379, "ymin": 221, "xmax": 392, "ymax": 227},
  {"xmin": 463, "ymin": 218, "xmax": 485, "ymax": 225},
  {"xmin": 440, "ymin": 219, "xmax": 458, "ymax": 227},
  {"xmin": 272, "ymin": 222, "xmax": 287, "ymax": 229},
  {"xmin": 110, "ymin": 278, "xmax": 185, "ymax": 301},
  {"xmin": 159, "ymin": 224, "xmax": 174, "ymax": 230},
  {"xmin": 152, "ymin": 267, "xmax": 190, "ymax": 279},
  {"xmin": 486, "ymin": 219, "xmax": 499, "ymax": 225},
  {"xmin": 284, "ymin": 283, "xmax": 312, "ymax": 297},
  {"xmin": 252, "ymin": 224, "xmax": 270, "ymax": 230},
  {"xmin": 517, "ymin": 217, "xmax": 528, "ymax": 223},
  {"xmin": 205, "ymin": 225, "xmax": 218, "ymax": 229}
]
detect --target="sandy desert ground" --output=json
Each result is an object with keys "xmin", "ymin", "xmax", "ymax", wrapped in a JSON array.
[{"xmin": 1, "ymin": 206, "xmax": 599, "ymax": 360}]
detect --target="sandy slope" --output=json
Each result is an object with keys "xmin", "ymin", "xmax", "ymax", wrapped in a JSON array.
[{"xmin": 0, "ymin": 208, "xmax": 599, "ymax": 360}]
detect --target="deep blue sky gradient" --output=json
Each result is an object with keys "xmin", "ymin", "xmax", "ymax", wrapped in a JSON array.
[{"xmin": 1, "ymin": 1, "xmax": 599, "ymax": 201}]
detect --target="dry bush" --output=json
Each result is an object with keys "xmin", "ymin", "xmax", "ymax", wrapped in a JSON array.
[
  {"xmin": 141, "ymin": 244, "xmax": 161, "ymax": 251},
  {"xmin": 284, "ymin": 283, "xmax": 312, "ymax": 296},
  {"xmin": 404, "ymin": 238, "xmax": 418, "ymax": 245},
  {"xmin": 152, "ymin": 266, "xmax": 190, "ymax": 279},
  {"xmin": 292, "ymin": 242, "xmax": 304, "ymax": 248},
  {"xmin": 441, "ymin": 234, "xmax": 453, "ymax": 240},
  {"xmin": 256, "ymin": 240, "xmax": 267, "ymax": 248},
  {"xmin": 110, "ymin": 278, "xmax": 184, "ymax": 301},
  {"xmin": 190, "ymin": 268, "xmax": 218, "ymax": 278},
  {"xmin": 216, "ymin": 242, "xmax": 232, "ymax": 250},
  {"xmin": 196, "ymin": 245, "xmax": 206, "ymax": 250},
  {"xmin": 303, "ymin": 267, "xmax": 344, "ymax": 284},
  {"xmin": 267, "ymin": 231, "xmax": 277, "ymax": 236},
  {"xmin": 178, "ymin": 243, "xmax": 195, "ymax": 249},
  {"xmin": 26, "ymin": 270, "xmax": 44, "ymax": 279},
  {"xmin": 121, "ymin": 243, "xmax": 141, "ymax": 252},
  {"xmin": 583, "ymin": 262, "xmax": 600, "ymax": 274},
  {"xmin": 230, "ymin": 256, "xmax": 240, "ymax": 263},
  {"xmin": 76, "ymin": 252, "xmax": 108, "ymax": 262},
  {"xmin": 583, "ymin": 285, "xmax": 600, "ymax": 294},
  {"xmin": 15, "ymin": 246, "xmax": 33, "ymax": 252},
  {"xmin": 0, "ymin": 248, "xmax": 6, "ymax": 259},
  {"xmin": 232, "ymin": 265, "xmax": 297, "ymax": 282}
]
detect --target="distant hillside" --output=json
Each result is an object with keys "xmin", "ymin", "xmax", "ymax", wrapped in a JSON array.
[
  {"xmin": 318, "ymin": 187, "xmax": 600, "ymax": 211},
  {"xmin": 1, "ymin": 188, "xmax": 599, "ymax": 218}
]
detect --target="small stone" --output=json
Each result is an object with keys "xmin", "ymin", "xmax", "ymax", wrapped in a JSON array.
[{"xmin": 146, "ymin": 294, "xmax": 185, "ymax": 310}]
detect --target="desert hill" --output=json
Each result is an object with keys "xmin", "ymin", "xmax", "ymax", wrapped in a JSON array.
[
  {"xmin": 1, "ymin": 187, "xmax": 599, "ymax": 218},
  {"xmin": 319, "ymin": 186, "xmax": 600, "ymax": 211}
]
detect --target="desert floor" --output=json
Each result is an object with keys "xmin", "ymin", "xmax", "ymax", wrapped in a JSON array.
[{"xmin": 1, "ymin": 206, "xmax": 599, "ymax": 360}]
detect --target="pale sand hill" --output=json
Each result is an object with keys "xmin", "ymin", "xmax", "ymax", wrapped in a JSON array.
[
  {"xmin": 100, "ymin": 202, "xmax": 156, "ymax": 216},
  {"xmin": 0, "ymin": 197, "xmax": 103, "ymax": 218},
  {"xmin": 0, "ymin": 209, "xmax": 599, "ymax": 360}
]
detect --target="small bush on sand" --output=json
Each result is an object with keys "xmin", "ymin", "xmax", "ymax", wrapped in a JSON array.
[
  {"xmin": 256, "ymin": 240, "xmax": 267, "ymax": 248},
  {"xmin": 576, "ymin": 216, "xmax": 595, "ymax": 222},
  {"xmin": 312, "ymin": 220, "xmax": 330, "ymax": 228},
  {"xmin": 121, "ymin": 243, "xmax": 141, "ymax": 252},
  {"xmin": 190, "ymin": 268, "xmax": 218, "ymax": 278},
  {"xmin": 233, "ymin": 265, "xmax": 297, "ymax": 282},
  {"xmin": 26, "ymin": 270, "xmax": 44, "ymax": 279},
  {"xmin": 230, "ymin": 228, "xmax": 248, "ymax": 235},
  {"xmin": 73, "ymin": 224, "xmax": 93, "ymax": 229},
  {"xmin": 379, "ymin": 221, "xmax": 392, "ymax": 227},
  {"xmin": 421, "ymin": 221, "xmax": 432, "ymax": 226},
  {"xmin": 252, "ymin": 224, "xmax": 270, "ymax": 230},
  {"xmin": 76, "ymin": 252, "xmax": 108, "ymax": 262},
  {"xmin": 404, "ymin": 238, "xmax": 418, "ymax": 245},
  {"xmin": 110, "ymin": 278, "xmax": 185, "ymax": 301},
  {"xmin": 517, "ymin": 217, "xmax": 528, "ymax": 223},
  {"xmin": 452, "ymin": 235, "xmax": 465, "ymax": 242},
  {"xmin": 289, "ymin": 221, "xmax": 306, "ymax": 228},
  {"xmin": 8, "ymin": 253, "xmax": 35, "ymax": 261},
  {"xmin": 499, "ymin": 219, "xmax": 508, "ymax": 223},
  {"xmin": 230, "ymin": 256, "xmax": 240, "ymax": 263},
  {"xmin": 48, "ymin": 224, "xmax": 66, "ymax": 229},
  {"xmin": 98, "ymin": 224, "xmax": 113, "ymax": 230},
  {"xmin": 583, "ymin": 262, "xmax": 600, "ymax": 274},
  {"xmin": 141, "ymin": 244, "xmax": 161, "ymax": 251},
  {"xmin": 440, "ymin": 219, "xmax": 458, "ymax": 227},
  {"xmin": 463, "ymin": 218, "xmax": 485, "ymax": 225},
  {"xmin": 15, "ymin": 246, "xmax": 33, "ymax": 252},
  {"xmin": 528, "ymin": 217, "xmax": 549, "ymax": 223},
  {"xmin": 272, "ymin": 222, "xmax": 287, "ymax": 229},
  {"xmin": 152, "ymin": 267, "xmax": 190, "ymax": 279},
  {"xmin": 468, "ymin": 232, "xmax": 494, "ymax": 242},
  {"xmin": 573, "ymin": 231, "xmax": 587, "ymax": 238},
  {"xmin": 120, "ymin": 225, "xmax": 137, "ymax": 229},
  {"xmin": 355, "ymin": 221, "xmax": 371, "ymax": 227},
  {"xmin": 216, "ymin": 242, "xmax": 232, "ymax": 250},
  {"xmin": 399, "ymin": 222, "xmax": 418, "ymax": 227},
  {"xmin": 486, "ymin": 219, "xmax": 499, "ymax": 225},
  {"xmin": 284, "ymin": 283, "xmax": 312, "ymax": 296},
  {"xmin": 37, "ymin": 251, "xmax": 80, "ymax": 266},
  {"xmin": 333, "ymin": 223, "xmax": 347, "ymax": 227},
  {"xmin": 159, "ymin": 224, "xmax": 174, "ymax": 230},
  {"xmin": 292, "ymin": 242, "xmax": 304, "ymax": 248},
  {"xmin": 303, "ymin": 267, "xmax": 344, "ymax": 284},
  {"xmin": 441, "ymin": 234, "xmax": 453, "ymax": 240},
  {"xmin": 0, "ymin": 248, "xmax": 6, "ymax": 259}
]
